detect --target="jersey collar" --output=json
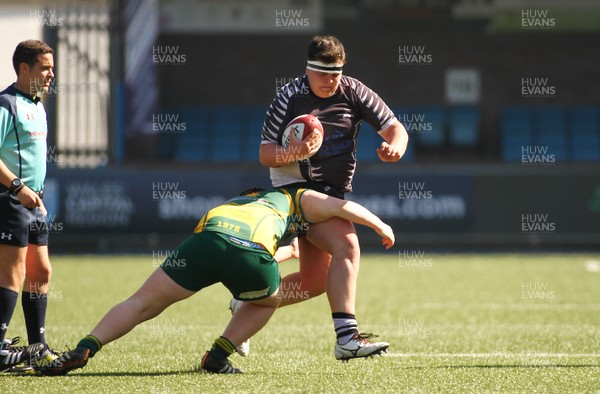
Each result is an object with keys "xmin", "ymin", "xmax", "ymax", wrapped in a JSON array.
[{"xmin": 9, "ymin": 83, "xmax": 42, "ymax": 104}]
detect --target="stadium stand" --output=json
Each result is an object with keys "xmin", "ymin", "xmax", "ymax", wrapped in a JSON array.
[
  {"xmin": 569, "ymin": 106, "xmax": 600, "ymax": 161},
  {"xmin": 209, "ymin": 106, "xmax": 243, "ymax": 161},
  {"xmin": 173, "ymin": 106, "xmax": 210, "ymax": 161},
  {"xmin": 356, "ymin": 121, "xmax": 380, "ymax": 162},
  {"xmin": 501, "ymin": 105, "xmax": 600, "ymax": 162},
  {"xmin": 169, "ymin": 104, "xmax": 600, "ymax": 164},
  {"xmin": 414, "ymin": 106, "xmax": 446, "ymax": 148},
  {"xmin": 449, "ymin": 106, "xmax": 480, "ymax": 147},
  {"xmin": 501, "ymin": 106, "xmax": 534, "ymax": 162},
  {"xmin": 243, "ymin": 106, "xmax": 266, "ymax": 161},
  {"xmin": 535, "ymin": 106, "xmax": 568, "ymax": 161}
]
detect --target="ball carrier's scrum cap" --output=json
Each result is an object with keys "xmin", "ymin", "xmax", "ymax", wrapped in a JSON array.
[{"xmin": 306, "ymin": 35, "xmax": 346, "ymax": 75}]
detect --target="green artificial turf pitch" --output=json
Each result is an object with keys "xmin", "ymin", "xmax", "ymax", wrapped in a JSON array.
[{"xmin": 1, "ymin": 253, "xmax": 598, "ymax": 393}]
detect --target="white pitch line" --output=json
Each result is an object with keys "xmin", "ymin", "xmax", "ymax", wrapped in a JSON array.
[
  {"xmin": 387, "ymin": 353, "xmax": 600, "ymax": 358},
  {"xmin": 585, "ymin": 260, "xmax": 600, "ymax": 272},
  {"xmin": 411, "ymin": 303, "xmax": 600, "ymax": 310}
]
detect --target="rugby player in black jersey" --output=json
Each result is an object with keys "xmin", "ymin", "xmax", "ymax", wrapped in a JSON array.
[{"xmin": 231, "ymin": 35, "xmax": 409, "ymax": 360}]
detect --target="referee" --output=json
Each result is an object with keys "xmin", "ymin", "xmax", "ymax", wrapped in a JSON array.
[{"xmin": 0, "ymin": 40, "xmax": 57, "ymax": 371}]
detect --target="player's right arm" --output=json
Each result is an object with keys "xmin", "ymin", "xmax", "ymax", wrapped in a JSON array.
[
  {"xmin": 0, "ymin": 106, "xmax": 45, "ymax": 214},
  {"xmin": 259, "ymin": 78, "xmax": 320, "ymax": 168},
  {"xmin": 0, "ymin": 106, "xmax": 16, "ymax": 188},
  {"xmin": 0, "ymin": 106, "xmax": 23, "ymax": 189},
  {"xmin": 299, "ymin": 189, "xmax": 395, "ymax": 249},
  {"xmin": 259, "ymin": 136, "xmax": 322, "ymax": 168}
]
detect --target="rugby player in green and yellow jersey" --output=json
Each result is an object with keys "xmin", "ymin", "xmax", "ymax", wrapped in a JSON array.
[{"xmin": 39, "ymin": 187, "xmax": 394, "ymax": 375}]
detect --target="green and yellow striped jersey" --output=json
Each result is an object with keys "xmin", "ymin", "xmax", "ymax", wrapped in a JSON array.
[{"xmin": 194, "ymin": 188, "xmax": 309, "ymax": 255}]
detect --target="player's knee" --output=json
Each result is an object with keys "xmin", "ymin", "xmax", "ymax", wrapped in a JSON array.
[
  {"xmin": 312, "ymin": 219, "xmax": 360, "ymax": 261},
  {"xmin": 310, "ymin": 287, "xmax": 326, "ymax": 298},
  {"xmin": 332, "ymin": 234, "xmax": 360, "ymax": 263},
  {"xmin": 12, "ymin": 270, "xmax": 26, "ymax": 289},
  {"xmin": 27, "ymin": 263, "xmax": 52, "ymax": 286},
  {"xmin": 295, "ymin": 275, "xmax": 327, "ymax": 297},
  {"xmin": 303, "ymin": 283, "xmax": 326, "ymax": 298}
]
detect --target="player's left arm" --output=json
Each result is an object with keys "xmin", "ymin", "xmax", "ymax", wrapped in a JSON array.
[
  {"xmin": 273, "ymin": 237, "xmax": 299, "ymax": 263},
  {"xmin": 378, "ymin": 119, "xmax": 409, "ymax": 163},
  {"xmin": 351, "ymin": 79, "xmax": 409, "ymax": 163},
  {"xmin": 299, "ymin": 190, "xmax": 395, "ymax": 249}
]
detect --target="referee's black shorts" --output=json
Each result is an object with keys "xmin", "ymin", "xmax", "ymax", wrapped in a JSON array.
[{"xmin": 0, "ymin": 186, "xmax": 49, "ymax": 247}]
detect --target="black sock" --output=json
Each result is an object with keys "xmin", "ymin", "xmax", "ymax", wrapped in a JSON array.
[
  {"xmin": 0, "ymin": 287, "xmax": 19, "ymax": 343},
  {"xmin": 210, "ymin": 336, "xmax": 236, "ymax": 360},
  {"xmin": 77, "ymin": 335, "xmax": 102, "ymax": 357},
  {"xmin": 22, "ymin": 292, "xmax": 48, "ymax": 344}
]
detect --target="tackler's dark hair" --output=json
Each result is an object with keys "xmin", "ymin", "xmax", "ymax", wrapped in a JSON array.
[{"xmin": 239, "ymin": 187, "xmax": 266, "ymax": 196}]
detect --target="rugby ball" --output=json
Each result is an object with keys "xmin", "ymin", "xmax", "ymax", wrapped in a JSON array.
[{"xmin": 281, "ymin": 114, "xmax": 324, "ymax": 148}]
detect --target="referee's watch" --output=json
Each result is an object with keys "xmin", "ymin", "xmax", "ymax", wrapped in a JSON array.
[{"xmin": 9, "ymin": 178, "xmax": 25, "ymax": 195}]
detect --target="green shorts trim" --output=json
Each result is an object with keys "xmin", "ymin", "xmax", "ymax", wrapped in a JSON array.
[{"xmin": 160, "ymin": 231, "xmax": 280, "ymax": 301}]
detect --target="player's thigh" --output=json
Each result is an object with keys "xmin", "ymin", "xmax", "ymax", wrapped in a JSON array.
[
  {"xmin": 306, "ymin": 217, "xmax": 360, "ymax": 259},
  {"xmin": 0, "ymin": 243, "xmax": 27, "ymax": 290},
  {"xmin": 25, "ymin": 244, "xmax": 52, "ymax": 286},
  {"xmin": 133, "ymin": 267, "xmax": 196, "ymax": 312},
  {"xmin": 297, "ymin": 236, "xmax": 331, "ymax": 282}
]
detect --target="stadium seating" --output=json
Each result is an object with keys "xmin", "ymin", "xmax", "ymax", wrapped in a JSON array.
[
  {"xmin": 449, "ymin": 106, "xmax": 479, "ymax": 147},
  {"xmin": 173, "ymin": 106, "xmax": 210, "ymax": 161},
  {"xmin": 243, "ymin": 107, "xmax": 266, "ymax": 162},
  {"xmin": 501, "ymin": 106, "xmax": 534, "ymax": 162},
  {"xmin": 413, "ymin": 106, "xmax": 446, "ymax": 147},
  {"xmin": 569, "ymin": 106, "xmax": 600, "ymax": 161},
  {"xmin": 500, "ymin": 105, "xmax": 600, "ymax": 162},
  {"xmin": 535, "ymin": 106, "xmax": 568, "ymax": 161},
  {"xmin": 171, "ymin": 104, "xmax": 600, "ymax": 164},
  {"xmin": 209, "ymin": 106, "xmax": 243, "ymax": 161},
  {"xmin": 356, "ymin": 121, "xmax": 380, "ymax": 162}
]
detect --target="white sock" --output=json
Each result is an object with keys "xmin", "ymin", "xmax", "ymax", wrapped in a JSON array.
[{"xmin": 333, "ymin": 313, "xmax": 358, "ymax": 345}]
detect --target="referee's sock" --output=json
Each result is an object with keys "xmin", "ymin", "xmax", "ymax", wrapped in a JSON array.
[
  {"xmin": 332, "ymin": 312, "xmax": 359, "ymax": 345},
  {"xmin": 22, "ymin": 291, "xmax": 48, "ymax": 344},
  {"xmin": 0, "ymin": 287, "xmax": 19, "ymax": 344}
]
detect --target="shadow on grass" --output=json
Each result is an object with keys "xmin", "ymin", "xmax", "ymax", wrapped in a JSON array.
[
  {"xmin": 7, "ymin": 369, "xmax": 201, "ymax": 378},
  {"xmin": 67, "ymin": 369, "xmax": 200, "ymax": 377},
  {"xmin": 15, "ymin": 364, "xmax": 598, "ymax": 378}
]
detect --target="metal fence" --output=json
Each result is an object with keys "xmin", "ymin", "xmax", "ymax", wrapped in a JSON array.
[{"xmin": 44, "ymin": 1, "xmax": 112, "ymax": 168}]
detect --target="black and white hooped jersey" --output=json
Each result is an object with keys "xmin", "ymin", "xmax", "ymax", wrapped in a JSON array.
[{"xmin": 261, "ymin": 74, "xmax": 397, "ymax": 193}]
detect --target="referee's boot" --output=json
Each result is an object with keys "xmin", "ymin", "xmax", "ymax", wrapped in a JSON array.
[
  {"xmin": 5, "ymin": 342, "xmax": 60, "ymax": 374},
  {"xmin": 0, "ymin": 337, "xmax": 44, "ymax": 372}
]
